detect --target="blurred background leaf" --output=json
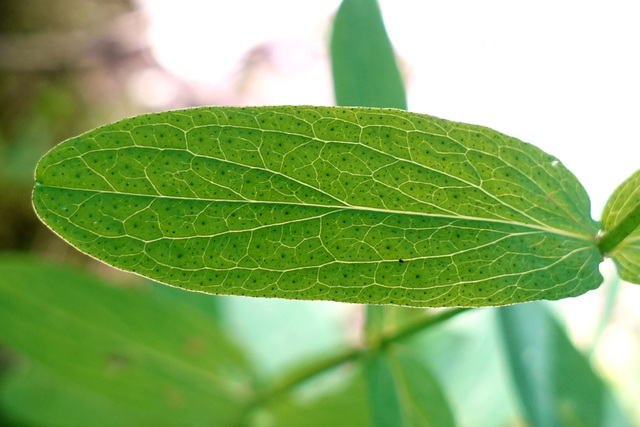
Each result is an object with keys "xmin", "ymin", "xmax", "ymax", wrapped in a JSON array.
[
  {"xmin": 330, "ymin": 0, "xmax": 406, "ymax": 109},
  {"xmin": 498, "ymin": 302, "xmax": 630, "ymax": 427},
  {"xmin": 387, "ymin": 348, "xmax": 456, "ymax": 426},
  {"xmin": 0, "ymin": 254, "xmax": 255, "ymax": 426},
  {"xmin": 396, "ymin": 309, "xmax": 520, "ymax": 426},
  {"xmin": 365, "ymin": 353, "xmax": 404, "ymax": 427}
]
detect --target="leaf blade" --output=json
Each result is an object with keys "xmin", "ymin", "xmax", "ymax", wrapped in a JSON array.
[{"xmin": 33, "ymin": 106, "xmax": 602, "ymax": 307}]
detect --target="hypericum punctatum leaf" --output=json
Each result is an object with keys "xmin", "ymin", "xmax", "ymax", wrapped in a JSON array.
[
  {"xmin": 598, "ymin": 168, "xmax": 640, "ymax": 283},
  {"xmin": 33, "ymin": 106, "xmax": 604, "ymax": 307}
]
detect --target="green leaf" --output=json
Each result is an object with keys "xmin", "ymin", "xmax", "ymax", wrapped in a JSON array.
[
  {"xmin": 598, "ymin": 168, "xmax": 640, "ymax": 283},
  {"xmin": 331, "ymin": 0, "xmax": 407, "ymax": 109},
  {"xmin": 33, "ymin": 105, "xmax": 603, "ymax": 307},
  {"xmin": 498, "ymin": 303, "xmax": 630, "ymax": 427},
  {"xmin": 388, "ymin": 349, "xmax": 456, "ymax": 426},
  {"xmin": 0, "ymin": 254, "xmax": 254, "ymax": 426},
  {"xmin": 365, "ymin": 353, "xmax": 404, "ymax": 427}
]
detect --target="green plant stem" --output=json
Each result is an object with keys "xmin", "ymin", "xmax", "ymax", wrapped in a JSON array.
[
  {"xmin": 247, "ymin": 307, "xmax": 470, "ymax": 411},
  {"xmin": 597, "ymin": 202, "xmax": 640, "ymax": 255},
  {"xmin": 378, "ymin": 308, "xmax": 470, "ymax": 348}
]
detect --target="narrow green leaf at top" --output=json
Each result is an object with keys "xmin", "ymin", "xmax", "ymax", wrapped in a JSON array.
[
  {"xmin": 599, "ymin": 168, "xmax": 640, "ymax": 284},
  {"xmin": 331, "ymin": 0, "xmax": 407, "ymax": 109},
  {"xmin": 33, "ymin": 106, "xmax": 603, "ymax": 307}
]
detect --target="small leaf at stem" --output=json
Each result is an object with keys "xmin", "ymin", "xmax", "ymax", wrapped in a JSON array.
[{"xmin": 599, "ymin": 168, "xmax": 640, "ymax": 284}]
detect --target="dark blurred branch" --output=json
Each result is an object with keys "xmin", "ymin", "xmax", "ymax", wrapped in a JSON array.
[{"xmin": 0, "ymin": 10, "xmax": 150, "ymax": 71}]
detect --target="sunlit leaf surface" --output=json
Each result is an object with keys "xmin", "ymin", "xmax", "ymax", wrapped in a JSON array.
[
  {"xmin": 600, "ymin": 168, "xmax": 640, "ymax": 283},
  {"xmin": 33, "ymin": 106, "xmax": 603, "ymax": 307}
]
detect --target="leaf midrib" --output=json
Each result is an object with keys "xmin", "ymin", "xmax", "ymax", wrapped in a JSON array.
[
  {"xmin": 48, "ymin": 123, "xmax": 575, "ymax": 232},
  {"xmin": 35, "ymin": 182, "xmax": 594, "ymax": 241}
]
